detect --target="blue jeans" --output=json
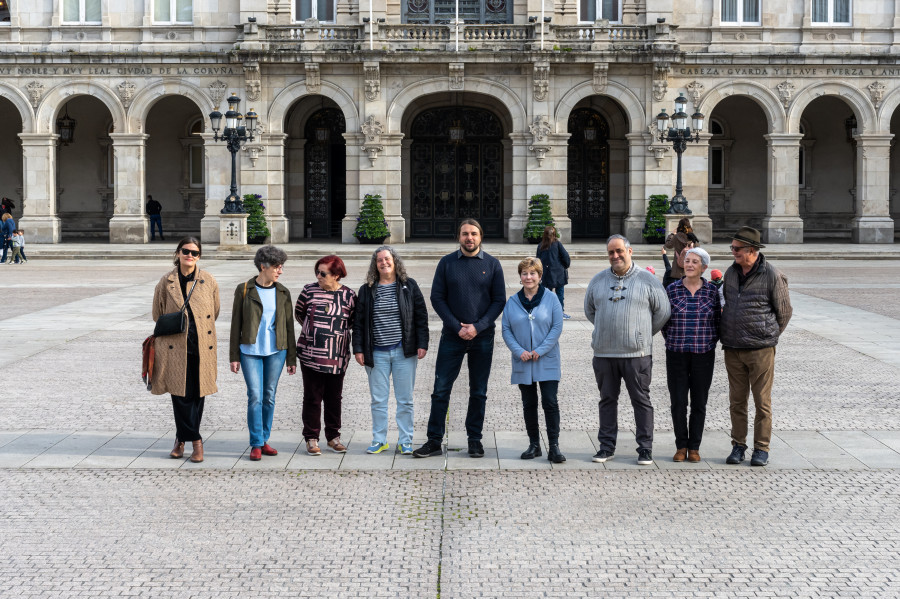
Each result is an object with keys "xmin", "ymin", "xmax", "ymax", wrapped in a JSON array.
[
  {"xmin": 241, "ymin": 350, "xmax": 286, "ymax": 447},
  {"xmin": 426, "ymin": 330, "xmax": 495, "ymax": 442},
  {"xmin": 149, "ymin": 214, "xmax": 163, "ymax": 240},
  {"xmin": 366, "ymin": 346, "xmax": 418, "ymax": 445},
  {"xmin": 542, "ymin": 283, "xmax": 565, "ymax": 311}
]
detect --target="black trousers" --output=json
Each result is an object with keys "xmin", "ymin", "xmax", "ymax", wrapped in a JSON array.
[
  {"xmin": 666, "ymin": 349, "xmax": 716, "ymax": 451},
  {"xmin": 519, "ymin": 380, "xmax": 560, "ymax": 445},
  {"xmin": 171, "ymin": 352, "xmax": 205, "ymax": 442}
]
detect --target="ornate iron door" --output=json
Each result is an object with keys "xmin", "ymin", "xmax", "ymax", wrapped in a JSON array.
[
  {"xmin": 567, "ymin": 108, "xmax": 610, "ymax": 238},
  {"xmin": 305, "ymin": 108, "xmax": 346, "ymax": 238},
  {"xmin": 410, "ymin": 107, "xmax": 504, "ymax": 238}
]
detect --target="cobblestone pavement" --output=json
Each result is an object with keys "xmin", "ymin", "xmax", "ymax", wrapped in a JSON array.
[{"xmin": 2, "ymin": 255, "xmax": 900, "ymax": 597}]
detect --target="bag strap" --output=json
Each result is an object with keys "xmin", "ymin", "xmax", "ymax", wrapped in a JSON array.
[{"xmin": 243, "ymin": 281, "xmax": 249, "ymax": 299}]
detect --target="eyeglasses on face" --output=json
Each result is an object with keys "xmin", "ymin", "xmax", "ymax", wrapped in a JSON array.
[
  {"xmin": 729, "ymin": 245, "xmax": 750, "ymax": 253},
  {"xmin": 316, "ymin": 270, "xmax": 332, "ymax": 278},
  {"xmin": 266, "ymin": 264, "xmax": 284, "ymax": 272},
  {"xmin": 180, "ymin": 248, "xmax": 200, "ymax": 257}
]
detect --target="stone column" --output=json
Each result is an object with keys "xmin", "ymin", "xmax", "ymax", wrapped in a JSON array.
[
  {"xmin": 108, "ymin": 133, "xmax": 149, "ymax": 243},
  {"xmin": 852, "ymin": 134, "xmax": 895, "ymax": 243},
  {"xmin": 199, "ymin": 132, "xmax": 232, "ymax": 244},
  {"xmin": 19, "ymin": 133, "xmax": 61, "ymax": 243},
  {"xmin": 760, "ymin": 133, "xmax": 804, "ymax": 244},
  {"xmin": 240, "ymin": 132, "xmax": 290, "ymax": 243},
  {"xmin": 624, "ymin": 131, "xmax": 656, "ymax": 243},
  {"xmin": 506, "ymin": 133, "xmax": 532, "ymax": 242},
  {"xmin": 401, "ymin": 139, "xmax": 412, "ymax": 239},
  {"xmin": 351, "ymin": 132, "xmax": 404, "ymax": 244},
  {"xmin": 679, "ymin": 131, "xmax": 713, "ymax": 244}
]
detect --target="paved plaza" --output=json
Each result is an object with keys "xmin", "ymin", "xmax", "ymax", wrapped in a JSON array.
[{"xmin": 3, "ymin": 245, "xmax": 900, "ymax": 597}]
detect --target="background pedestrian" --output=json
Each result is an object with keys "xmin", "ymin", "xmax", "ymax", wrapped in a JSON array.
[{"xmin": 535, "ymin": 225, "xmax": 572, "ymax": 319}]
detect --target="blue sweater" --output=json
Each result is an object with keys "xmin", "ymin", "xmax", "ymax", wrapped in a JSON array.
[{"xmin": 431, "ymin": 249, "xmax": 506, "ymax": 337}]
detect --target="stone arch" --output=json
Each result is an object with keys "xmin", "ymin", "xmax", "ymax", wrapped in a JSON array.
[
  {"xmin": 127, "ymin": 80, "xmax": 213, "ymax": 134},
  {"xmin": 697, "ymin": 80, "xmax": 785, "ymax": 134},
  {"xmin": 554, "ymin": 81, "xmax": 644, "ymax": 134},
  {"xmin": 388, "ymin": 77, "xmax": 526, "ymax": 133},
  {"xmin": 269, "ymin": 81, "xmax": 359, "ymax": 134},
  {"xmin": 788, "ymin": 81, "xmax": 876, "ymax": 134},
  {"xmin": 877, "ymin": 87, "xmax": 900, "ymax": 132},
  {"xmin": 0, "ymin": 83, "xmax": 35, "ymax": 132},
  {"xmin": 35, "ymin": 81, "xmax": 126, "ymax": 134}
]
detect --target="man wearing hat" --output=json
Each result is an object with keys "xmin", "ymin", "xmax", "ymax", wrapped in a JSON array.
[{"xmin": 721, "ymin": 227, "xmax": 792, "ymax": 467}]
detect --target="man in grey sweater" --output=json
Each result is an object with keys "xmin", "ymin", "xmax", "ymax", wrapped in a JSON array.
[{"xmin": 584, "ymin": 234, "xmax": 670, "ymax": 465}]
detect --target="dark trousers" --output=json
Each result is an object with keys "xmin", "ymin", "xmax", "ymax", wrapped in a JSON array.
[
  {"xmin": 149, "ymin": 214, "xmax": 163, "ymax": 240},
  {"xmin": 592, "ymin": 356, "xmax": 654, "ymax": 452},
  {"xmin": 0, "ymin": 239, "xmax": 11, "ymax": 263},
  {"xmin": 542, "ymin": 284, "xmax": 565, "ymax": 311},
  {"xmin": 171, "ymin": 352, "xmax": 204, "ymax": 442},
  {"xmin": 666, "ymin": 349, "xmax": 716, "ymax": 451},
  {"xmin": 519, "ymin": 380, "xmax": 560, "ymax": 445},
  {"xmin": 301, "ymin": 365, "xmax": 345, "ymax": 442},
  {"xmin": 426, "ymin": 331, "xmax": 495, "ymax": 442}
]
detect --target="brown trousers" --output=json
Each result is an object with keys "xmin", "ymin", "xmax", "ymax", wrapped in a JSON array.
[{"xmin": 724, "ymin": 347, "xmax": 775, "ymax": 452}]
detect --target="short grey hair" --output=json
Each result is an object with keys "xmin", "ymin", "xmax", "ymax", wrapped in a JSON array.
[
  {"xmin": 254, "ymin": 245, "xmax": 288, "ymax": 271},
  {"xmin": 365, "ymin": 245, "xmax": 409, "ymax": 286},
  {"xmin": 685, "ymin": 247, "xmax": 710, "ymax": 267},
  {"xmin": 606, "ymin": 234, "xmax": 631, "ymax": 248}
]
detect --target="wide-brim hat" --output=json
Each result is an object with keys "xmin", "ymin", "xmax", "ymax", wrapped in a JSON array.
[{"xmin": 732, "ymin": 226, "xmax": 765, "ymax": 248}]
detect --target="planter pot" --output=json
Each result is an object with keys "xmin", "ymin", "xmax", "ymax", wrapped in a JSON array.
[
  {"xmin": 248, "ymin": 236, "xmax": 267, "ymax": 244},
  {"xmin": 643, "ymin": 236, "xmax": 665, "ymax": 245},
  {"xmin": 357, "ymin": 236, "xmax": 388, "ymax": 245},
  {"xmin": 524, "ymin": 237, "xmax": 541, "ymax": 245}
]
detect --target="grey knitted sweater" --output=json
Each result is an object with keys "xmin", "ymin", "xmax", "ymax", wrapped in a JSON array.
[{"xmin": 583, "ymin": 263, "xmax": 671, "ymax": 358}]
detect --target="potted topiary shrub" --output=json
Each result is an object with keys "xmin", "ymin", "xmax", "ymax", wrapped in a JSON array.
[
  {"xmin": 243, "ymin": 193, "xmax": 270, "ymax": 244},
  {"xmin": 523, "ymin": 194, "xmax": 555, "ymax": 244},
  {"xmin": 354, "ymin": 194, "xmax": 390, "ymax": 244},
  {"xmin": 642, "ymin": 194, "xmax": 669, "ymax": 244}
]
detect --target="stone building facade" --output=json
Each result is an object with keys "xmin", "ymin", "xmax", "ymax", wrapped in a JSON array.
[{"xmin": 0, "ymin": 0, "xmax": 898, "ymax": 244}]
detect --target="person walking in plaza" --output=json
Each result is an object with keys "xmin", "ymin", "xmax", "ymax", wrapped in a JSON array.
[
  {"xmin": 295, "ymin": 255, "xmax": 356, "ymax": 456},
  {"xmin": 1, "ymin": 212, "xmax": 16, "ymax": 264},
  {"xmin": 413, "ymin": 219, "xmax": 506, "ymax": 459},
  {"xmin": 353, "ymin": 246, "xmax": 429, "ymax": 456},
  {"xmin": 501, "ymin": 257, "xmax": 566, "ymax": 463},
  {"xmin": 536, "ymin": 225, "xmax": 572, "ymax": 319},
  {"xmin": 721, "ymin": 227, "xmax": 792, "ymax": 467},
  {"xmin": 584, "ymin": 234, "xmax": 670, "ymax": 465},
  {"xmin": 146, "ymin": 195, "xmax": 164, "ymax": 241},
  {"xmin": 7, "ymin": 230, "xmax": 25, "ymax": 265},
  {"xmin": 661, "ymin": 247, "xmax": 720, "ymax": 463},
  {"xmin": 151, "ymin": 237, "xmax": 220, "ymax": 463},
  {"xmin": 229, "ymin": 246, "xmax": 296, "ymax": 462}
]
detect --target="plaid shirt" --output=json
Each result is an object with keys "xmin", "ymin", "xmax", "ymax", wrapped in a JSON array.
[{"xmin": 661, "ymin": 279, "xmax": 721, "ymax": 353}]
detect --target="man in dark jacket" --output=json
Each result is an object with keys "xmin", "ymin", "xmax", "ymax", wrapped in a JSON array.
[
  {"xmin": 146, "ymin": 195, "xmax": 164, "ymax": 241},
  {"xmin": 413, "ymin": 218, "xmax": 506, "ymax": 459},
  {"xmin": 721, "ymin": 227, "xmax": 792, "ymax": 467}
]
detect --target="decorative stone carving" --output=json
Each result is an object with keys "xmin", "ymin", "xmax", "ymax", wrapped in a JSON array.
[
  {"xmin": 528, "ymin": 115, "xmax": 552, "ymax": 167},
  {"xmin": 449, "ymin": 63, "xmax": 464, "ymax": 90},
  {"xmin": 360, "ymin": 115, "xmax": 385, "ymax": 167},
  {"xmin": 776, "ymin": 81, "xmax": 795, "ymax": 108},
  {"xmin": 208, "ymin": 80, "xmax": 227, "ymax": 109},
  {"xmin": 686, "ymin": 80, "xmax": 704, "ymax": 105},
  {"xmin": 364, "ymin": 62, "xmax": 380, "ymax": 101},
  {"xmin": 868, "ymin": 81, "xmax": 886, "ymax": 109},
  {"xmin": 117, "ymin": 81, "xmax": 136, "ymax": 109},
  {"xmin": 592, "ymin": 63, "xmax": 608, "ymax": 94},
  {"xmin": 533, "ymin": 63, "xmax": 550, "ymax": 102},
  {"xmin": 305, "ymin": 63, "xmax": 321, "ymax": 94},
  {"xmin": 653, "ymin": 63, "xmax": 670, "ymax": 102},
  {"xmin": 646, "ymin": 124, "xmax": 669, "ymax": 167},
  {"xmin": 25, "ymin": 81, "xmax": 44, "ymax": 109},
  {"xmin": 244, "ymin": 63, "xmax": 261, "ymax": 102},
  {"xmin": 243, "ymin": 144, "xmax": 265, "ymax": 167}
]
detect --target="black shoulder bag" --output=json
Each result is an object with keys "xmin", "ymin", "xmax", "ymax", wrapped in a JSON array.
[{"xmin": 153, "ymin": 279, "xmax": 198, "ymax": 337}]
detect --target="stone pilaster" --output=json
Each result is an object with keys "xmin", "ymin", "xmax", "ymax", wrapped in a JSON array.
[
  {"xmin": 852, "ymin": 134, "xmax": 895, "ymax": 243},
  {"xmin": 342, "ymin": 132, "xmax": 364, "ymax": 243},
  {"xmin": 18, "ymin": 133, "xmax": 61, "ymax": 244},
  {"xmin": 760, "ymin": 133, "xmax": 805, "ymax": 244},
  {"xmin": 624, "ymin": 132, "xmax": 656, "ymax": 243},
  {"xmin": 240, "ymin": 132, "xmax": 290, "ymax": 243},
  {"xmin": 679, "ymin": 132, "xmax": 713, "ymax": 244},
  {"xmin": 200, "ymin": 132, "xmax": 233, "ymax": 244},
  {"xmin": 108, "ymin": 133, "xmax": 149, "ymax": 243}
]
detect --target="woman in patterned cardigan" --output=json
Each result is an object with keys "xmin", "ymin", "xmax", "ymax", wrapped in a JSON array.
[{"xmin": 295, "ymin": 255, "xmax": 357, "ymax": 456}]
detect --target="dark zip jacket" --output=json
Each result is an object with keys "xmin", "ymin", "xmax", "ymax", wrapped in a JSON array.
[{"xmin": 352, "ymin": 277, "xmax": 429, "ymax": 368}]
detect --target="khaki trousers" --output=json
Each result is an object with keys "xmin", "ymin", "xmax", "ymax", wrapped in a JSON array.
[{"xmin": 724, "ymin": 347, "xmax": 775, "ymax": 452}]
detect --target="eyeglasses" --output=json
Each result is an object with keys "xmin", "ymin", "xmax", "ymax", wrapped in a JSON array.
[
  {"xmin": 316, "ymin": 270, "xmax": 332, "ymax": 278},
  {"xmin": 266, "ymin": 264, "xmax": 284, "ymax": 272},
  {"xmin": 729, "ymin": 245, "xmax": 750, "ymax": 253},
  {"xmin": 180, "ymin": 248, "xmax": 200, "ymax": 257}
]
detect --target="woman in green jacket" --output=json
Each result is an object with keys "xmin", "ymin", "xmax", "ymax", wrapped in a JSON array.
[{"xmin": 229, "ymin": 246, "xmax": 297, "ymax": 461}]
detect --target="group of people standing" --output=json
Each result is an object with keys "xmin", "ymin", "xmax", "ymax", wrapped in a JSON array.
[
  {"xmin": 148, "ymin": 217, "xmax": 791, "ymax": 467},
  {"xmin": 1, "ymin": 198, "xmax": 25, "ymax": 265}
]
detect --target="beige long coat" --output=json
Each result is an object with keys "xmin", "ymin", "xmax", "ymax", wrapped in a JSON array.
[{"xmin": 151, "ymin": 268, "xmax": 220, "ymax": 397}]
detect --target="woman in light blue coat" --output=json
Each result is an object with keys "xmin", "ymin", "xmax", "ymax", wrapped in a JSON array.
[{"xmin": 501, "ymin": 257, "xmax": 566, "ymax": 463}]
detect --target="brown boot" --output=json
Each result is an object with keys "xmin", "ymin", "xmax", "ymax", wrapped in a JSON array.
[
  {"xmin": 687, "ymin": 450, "xmax": 701, "ymax": 463},
  {"xmin": 673, "ymin": 448, "xmax": 687, "ymax": 462},
  {"xmin": 189, "ymin": 439, "xmax": 204, "ymax": 463},
  {"xmin": 169, "ymin": 439, "xmax": 184, "ymax": 459}
]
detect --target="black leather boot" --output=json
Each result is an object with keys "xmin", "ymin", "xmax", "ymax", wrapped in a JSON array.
[
  {"xmin": 548, "ymin": 444, "xmax": 566, "ymax": 463},
  {"xmin": 520, "ymin": 441, "xmax": 542, "ymax": 459}
]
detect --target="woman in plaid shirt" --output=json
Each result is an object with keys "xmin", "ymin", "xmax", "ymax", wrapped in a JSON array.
[{"xmin": 661, "ymin": 247, "xmax": 720, "ymax": 463}]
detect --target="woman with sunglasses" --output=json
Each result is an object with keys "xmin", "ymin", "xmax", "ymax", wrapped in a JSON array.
[
  {"xmin": 295, "ymin": 255, "xmax": 357, "ymax": 456},
  {"xmin": 229, "ymin": 245, "xmax": 297, "ymax": 461},
  {"xmin": 151, "ymin": 237, "xmax": 220, "ymax": 463}
]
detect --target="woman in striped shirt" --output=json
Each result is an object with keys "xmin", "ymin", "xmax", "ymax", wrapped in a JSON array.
[{"xmin": 353, "ymin": 246, "xmax": 429, "ymax": 456}]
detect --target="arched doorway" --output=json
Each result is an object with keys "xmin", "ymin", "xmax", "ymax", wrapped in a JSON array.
[
  {"xmin": 304, "ymin": 107, "xmax": 346, "ymax": 238},
  {"xmin": 567, "ymin": 107, "xmax": 610, "ymax": 238},
  {"xmin": 409, "ymin": 106, "xmax": 504, "ymax": 238},
  {"xmin": 0, "ymin": 97, "xmax": 23, "ymax": 219}
]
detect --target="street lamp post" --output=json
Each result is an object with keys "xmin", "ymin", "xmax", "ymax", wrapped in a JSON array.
[
  {"xmin": 209, "ymin": 93, "xmax": 258, "ymax": 214},
  {"xmin": 655, "ymin": 93, "xmax": 704, "ymax": 215}
]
